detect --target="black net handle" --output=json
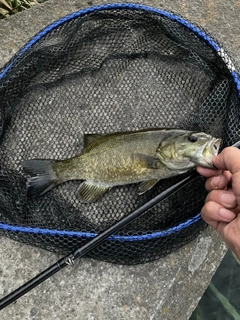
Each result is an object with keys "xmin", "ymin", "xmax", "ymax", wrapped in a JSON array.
[{"xmin": 1, "ymin": 141, "xmax": 240, "ymax": 310}]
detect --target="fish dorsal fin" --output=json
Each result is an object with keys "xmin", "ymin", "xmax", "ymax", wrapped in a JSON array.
[
  {"xmin": 84, "ymin": 134, "xmax": 103, "ymax": 147},
  {"xmin": 138, "ymin": 179, "xmax": 159, "ymax": 195},
  {"xmin": 78, "ymin": 181, "xmax": 109, "ymax": 203}
]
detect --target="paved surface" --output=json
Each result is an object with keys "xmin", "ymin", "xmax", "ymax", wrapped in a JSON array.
[{"xmin": 0, "ymin": 1, "xmax": 239, "ymax": 319}]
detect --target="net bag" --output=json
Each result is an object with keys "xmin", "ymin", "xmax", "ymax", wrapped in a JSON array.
[{"xmin": 0, "ymin": 3, "xmax": 240, "ymax": 265}]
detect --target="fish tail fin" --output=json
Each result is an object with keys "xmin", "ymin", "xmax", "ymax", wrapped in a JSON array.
[{"xmin": 22, "ymin": 159, "xmax": 60, "ymax": 198}]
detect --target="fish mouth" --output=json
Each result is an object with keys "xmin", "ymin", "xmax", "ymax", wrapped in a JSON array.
[
  {"xmin": 190, "ymin": 137, "xmax": 221, "ymax": 168},
  {"xmin": 207, "ymin": 138, "xmax": 221, "ymax": 156},
  {"xmin": 201, "ymin": 137, "xmax": 222, "ymax": 168}
]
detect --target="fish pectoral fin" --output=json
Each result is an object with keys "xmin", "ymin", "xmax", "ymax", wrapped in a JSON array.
[
  {"xmin": 78, "ymin": 181, "xmax": 109, "ymax": 203},
  {"xmin": 138, "ymin": 179, "xmax": 160, "ymax": 195},
  {"xmin": 84, "ymin": 134, "xmax": 103, "ymax": 146},
  {"xmin": 135, "ymin": 153, "xmax": 162, "ymax": 169}
]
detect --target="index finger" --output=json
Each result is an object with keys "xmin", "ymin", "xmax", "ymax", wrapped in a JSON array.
[
  {"xmin": 196, "ymin": 166, "xmax": 222, "ymax": 178},
  {"xmin": 213, "ymin": 147, "xmax": 240, "ymax": 174}
]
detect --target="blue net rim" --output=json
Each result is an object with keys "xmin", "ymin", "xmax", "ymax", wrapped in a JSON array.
[
  {"xmin": 0, "ymin": 214, "xmax": 201, "ymax": 242},
  {"xmin": 0, "ymin": 3, "xmax": 239, "ymax": 241}
]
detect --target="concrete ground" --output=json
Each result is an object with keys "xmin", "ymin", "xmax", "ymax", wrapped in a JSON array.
[{"xmin": 0, "ymin": 1, "xmax": 240, "ymax": 319}]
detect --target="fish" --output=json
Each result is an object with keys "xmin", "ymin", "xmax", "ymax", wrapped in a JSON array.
[{"xmin": 21, "ymin": 128, "xmax": 221, "ymax": 202}]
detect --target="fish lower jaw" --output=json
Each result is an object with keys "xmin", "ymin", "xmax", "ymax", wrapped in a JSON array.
[{"xmin": 196, "ymin": 157, "xmax": 214, "ymax": 168}]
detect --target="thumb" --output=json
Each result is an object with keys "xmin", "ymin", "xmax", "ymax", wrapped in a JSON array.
[{"xmin": 213, "ymin": 147, "xmax": 240, "ymax": 174}]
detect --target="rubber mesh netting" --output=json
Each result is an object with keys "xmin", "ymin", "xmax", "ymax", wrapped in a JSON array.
[{"xmin": 0, "ymin": 4, "xmax": 240, "ymax": 264}]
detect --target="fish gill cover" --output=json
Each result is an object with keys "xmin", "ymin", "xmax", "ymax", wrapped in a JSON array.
[{"xmin": 0, "ymin": 3, "xmax": 239, "ymax": 264}]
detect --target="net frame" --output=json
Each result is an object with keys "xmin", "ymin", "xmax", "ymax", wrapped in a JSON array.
[{"xmin": 0, "ymin": 3, "xmax": 240, "ymax": 264}]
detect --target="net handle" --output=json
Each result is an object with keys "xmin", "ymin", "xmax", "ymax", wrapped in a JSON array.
[{"xmin": 1, "ymin": 141, "xmax": 239, "ymax": 310}]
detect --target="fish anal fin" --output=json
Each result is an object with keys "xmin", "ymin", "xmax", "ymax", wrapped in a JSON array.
[
  {"xmin": 78, "ymin": 181, "xmax": 109, "ymax": 203},
  {"xmin": 84, "ymin": 134, "xmax": 103, "ymax": 147},
  {"xmin": 138, "ymin": 179, "xmax": 159, "ymax": 195}
]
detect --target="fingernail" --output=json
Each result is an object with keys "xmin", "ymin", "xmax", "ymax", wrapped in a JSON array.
[
  {"xmin": 219, "ymin": 208, "xmax": 236, "ymax": 220},
  {"xmin": 220, "ymin": 192, "xmax": 236, "ymax": 207},
  {"xmin": 211, "ymin": 176, "xmax": 222, "ymax": 189}
]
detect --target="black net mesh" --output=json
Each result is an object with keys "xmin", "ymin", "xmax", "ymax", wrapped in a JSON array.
[{"xmin": 0, "ymin": 6, "xmax": 240, "ymax": 264}]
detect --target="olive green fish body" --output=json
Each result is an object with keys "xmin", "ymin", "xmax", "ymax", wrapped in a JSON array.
[
  {"xmin": 22, "ymin": 129, "xmax": 221, "ymax": 202},
  {"xmin": 55, "ymin": 129, "xmax": 180, "ymax": 185}
]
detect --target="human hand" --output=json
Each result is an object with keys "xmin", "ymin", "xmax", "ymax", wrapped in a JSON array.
[{"xmin": 196, "ymin": 147, "xmax": 240, "ymax": 259}]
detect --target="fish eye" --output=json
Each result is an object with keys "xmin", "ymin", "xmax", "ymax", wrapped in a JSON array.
[{"xmin": 188, "ymin": 135, "xmax": 198, "ymax": 143}]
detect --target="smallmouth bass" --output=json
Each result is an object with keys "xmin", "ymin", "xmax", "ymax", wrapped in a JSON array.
[{"xmin": 22, "ymin": 128, "xmax": 221, "ymax": 202}]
